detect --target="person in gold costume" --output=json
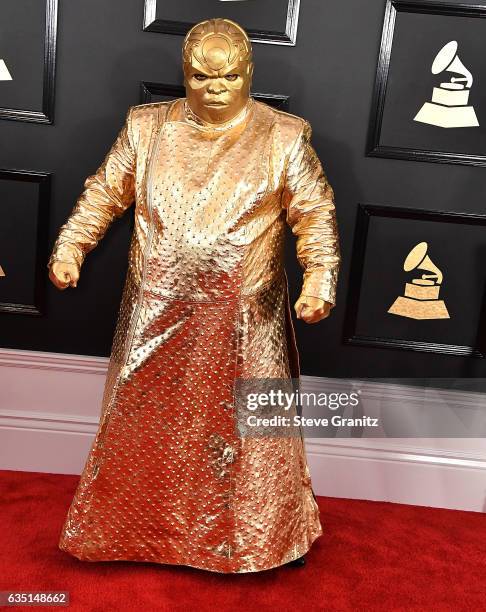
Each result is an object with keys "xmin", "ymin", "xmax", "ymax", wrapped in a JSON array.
[{"xmin": 48, "ymin": 18, "xmax": 341, "ymax": 573}]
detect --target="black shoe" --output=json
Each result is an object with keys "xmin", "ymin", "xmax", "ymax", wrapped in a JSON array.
[{"xmin": 287, "ymin": 555, "xmax": 306, "ymax": 567}]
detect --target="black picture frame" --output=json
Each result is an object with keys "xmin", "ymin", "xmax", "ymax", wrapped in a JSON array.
[
  {"xmin": 0, "ymin": 0, "xmax": 58, "ymax": 124},
  {"xmin": 343, "ymin": 203, "xmax": 486, "ymax": 358},
  {"xmin": 140, "ymin": 81, "xmax": 290, "ymax": 111},
  {"xmin": 142, "ymin": 0, "xmax": 301, "ymax": 46},
  {"xmin": 367, "ymin": 0, "xmax": 486, "ymax": 167},
  {"xmin": 0, "ymin": 169, "xmax": 51, "ymax": 315}
]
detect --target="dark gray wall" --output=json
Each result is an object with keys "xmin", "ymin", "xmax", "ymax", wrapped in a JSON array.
[{"xmin": 1, "ymin": 0, "xmax": 486, "ymax": 380}]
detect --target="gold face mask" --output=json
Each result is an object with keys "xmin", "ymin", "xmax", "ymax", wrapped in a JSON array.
[{"xmin": 183, "ymin": 18, "xmax": 254, "ymax": 125}]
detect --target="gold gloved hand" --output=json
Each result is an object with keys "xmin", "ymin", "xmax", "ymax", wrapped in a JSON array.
[
  {"xmin": 294, "ymin": 294, "xmax": 332, "ymax": 324},
  {"xmin": 49, "ymin": 261, "xmax": 80, "ymax": 290}
]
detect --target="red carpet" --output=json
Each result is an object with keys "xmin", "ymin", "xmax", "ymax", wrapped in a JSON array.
[{"xmin": 1, "ymin": 469, "xmax": 485, "ymax": 611}]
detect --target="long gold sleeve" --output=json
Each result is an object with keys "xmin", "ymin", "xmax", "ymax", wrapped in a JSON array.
[
  {"xmin": 282, "ymin": 120, "xmax": 341, "ymax": 306},
  {"xmin": 47, "ymin": 107, "xmax": 136, "ymax": 269}
]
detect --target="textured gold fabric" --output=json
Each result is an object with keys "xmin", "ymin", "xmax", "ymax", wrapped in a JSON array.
[{"xmin": 49, "ymin": 97, "xmax": 341, "ymax": 573}]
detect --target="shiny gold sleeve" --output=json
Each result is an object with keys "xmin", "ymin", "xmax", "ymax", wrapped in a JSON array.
[
  {"xmin": 282, "ymin": 120, "xmax": 341, "ymax": 306},
  {"xmin": 47, "ymin": 107, "xmax": 136, "ymax": 269}
]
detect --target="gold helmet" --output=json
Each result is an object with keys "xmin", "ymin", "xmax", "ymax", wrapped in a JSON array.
[{"xmin": 183, "ymin": 18, "xmax": 252, "ymax": 75}]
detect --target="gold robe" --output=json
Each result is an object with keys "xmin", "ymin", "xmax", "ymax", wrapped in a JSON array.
[{"xmin": 49, "ymin": 97, "xmax": 341, "ymax": 573}]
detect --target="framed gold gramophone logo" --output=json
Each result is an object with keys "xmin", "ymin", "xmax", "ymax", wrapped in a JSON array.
[
  {"xmin": 414, "ymin": 41, "xmax": 479, "ymax": 129},
  {"xmin": 367, "ymin": 0, "xmax": 486, "ymax": 167},
  {"xmin": 0, "ymin": 168, "xmax": 51, "ymax": 316},
  {"xmin": 343, "ymin": 204, "xmax": 486, "ymax": 359},
  {"xmin": 0, "ymin": 0, "xmax": 58, "ymax": 124},
  {"xmin": 388, "ymin": 242, "xmax": 450, "ymax": 320},
  {"xmin": 0, "ymin": 59, "xmax": 12, "ymax": 81}
]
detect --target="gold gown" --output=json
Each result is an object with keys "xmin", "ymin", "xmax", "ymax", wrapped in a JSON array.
[{"xmin": 48, "ymin": 96, "xmax": 341, "ymax": 573}]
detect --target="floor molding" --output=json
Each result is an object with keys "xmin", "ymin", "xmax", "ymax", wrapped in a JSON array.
[{"xmin": 1, "ymin": 348, "xmax": 485, "ymax": 512}]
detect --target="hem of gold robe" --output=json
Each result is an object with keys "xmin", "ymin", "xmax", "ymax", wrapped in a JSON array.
[{"xmin": 58, "ymin": 523, "xmax": 323, "ymax": 574}]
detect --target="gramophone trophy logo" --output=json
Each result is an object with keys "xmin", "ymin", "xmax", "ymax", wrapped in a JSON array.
[
  {"xmin": 388, "ymin": 242, "xmax": 450, "ymax": 320},
  {"xmin": 0, "ymin": 59, "xmax": 12, "ymax": 81},
  {"xmin": 414, "ymin": 40, "xmax": 479, "ymax": 128}
]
